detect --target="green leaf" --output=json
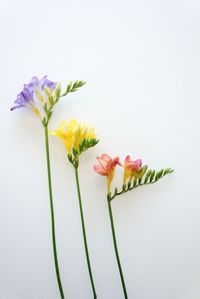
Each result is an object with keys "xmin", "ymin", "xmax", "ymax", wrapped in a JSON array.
[
  {"xmin": 43, "ymin": 103, "xmax": 48, "ymax": 113},
  {"xmin": 127, "ymin": 181, "xmax": 131, "ymax": 188},
  {"xmin": 144, "ymin": 170, "xmax": 151, "ymax": 183},
  {"xmin": 67, "ymin": 154, "xmax": 73, "ymax": 163},
  {"xmin": 72, "ymin": 147, "xmax": 78, "ymax": 157},
  {"xmin": 65, "ymin": 80, "xmax": 86, "ymax": 94},
  {"xmin": 158, "ymin": 169, "xmax": 164, "ymax": 178},
  {"xmin": 142, "ymin": 165, "xmax": 148, "ymax": 175},
  {"xmin": 66, "ymin": 81, "xmax": 73, "ymax": 93},
  {"xmin": 155, "ymin": 171, "xmax": 160, "ymax": 182},
  {"xmin": 85, "ymin": 139, "xmax": 89, "ymax": 148},
  {"xmin": 79, "ymin": 144, "xmax": 83, "ymax": 153},
  {"xmin": 164, "ymin": 168, "xmax": 174, "ymax": 175},
  {"xmin": 82, "ymin": 138, "xmax": 86, "ymax": 147},
  {"xmin": 150, "ymin": 167, "xmax": 174, "ymax": 183},
  {"xmin": 42, "ymin": 117, "xmax": 47, "ymax": 127},
  {"xmin": 79, "ymin": 138, "xmax": 86, "ymax": 152},
  {"xmin": 88, "ymin": 138, "xmax": 99, "ymax": 149},
  {"xmin": 138, "ymin": 177, "xmax": 142, "ymax": 184},
  {"xmin": 135, "ymin": 165, "xmax": 147, "ymax": 178},
  {"xmin": 48, "ymin": 95, "xmax": 54, "ymax": 106},
  {"xmin": 154, "ymin": 169, "xmax": 164, "ymax": 182},
  {"xmin": 48, "ymin": 110, "xmax": 53, "ymax": 120},
  {"xmin": 149, "ymin": 170, "xmax": 156, "ymax": 183},
  {"xmin": 74, "ymin": 159, "xmax": 79, "ymax": 168},
  {"xmin": 61, "ymin": 80, "xmax": 86, "ymax": 97},
  {"xmin": 133, "ymin": 178, "xmax": 138, "ymax": 187},
  {"xmin": 53, "ymin": 83, "xmax": 61, "ymax": 103}
]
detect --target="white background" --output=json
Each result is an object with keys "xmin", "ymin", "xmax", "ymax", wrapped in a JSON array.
[{"xmin": 0, "ymin": 0, "xmax": 200, "ymax": 298}]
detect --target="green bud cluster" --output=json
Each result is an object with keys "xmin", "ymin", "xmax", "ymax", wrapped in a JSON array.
[
  {"xmin": 42, "ymin": 80, "xmax": 85, "ymax": 127},
  {"xmin": 68, "ymin": 138, "xmax": 99, "ymax": 169},
  {"xmin": 79, "ymin": 138, "xmax": 99, "ymax": 154},
  {"xmin": 110, "ymin": 167, "xmax": 174, "ymax": 200},
  {"xmin": 61, "ymin": 80, "xmax": 86, "ymax": 97}
]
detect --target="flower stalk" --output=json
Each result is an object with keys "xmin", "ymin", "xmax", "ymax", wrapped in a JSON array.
[
  {"xmin": 44, "ymin": 124, "xmax": 65, "ymax": 299},
  {"xmin": 107, "ymin": 193, "xmax": 128, "ymax": 299},
  {"xmin": 74, "ymin": 162, "xmax": 97, "ymax": 299},
  {"xmin": 94, "ymin": 154, "xmax": 174, "ymax": 299},
  {"xmin": 11, "ymin": 76, "xmax": 86, "ymax": 298},
  {"xmin": 51, "ymin": 118, "xmax": 99, "ymax": 298}
]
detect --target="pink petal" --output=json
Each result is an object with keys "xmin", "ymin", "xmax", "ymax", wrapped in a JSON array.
[
  {"xmin": 126, "ymin": 161, "xmax": 138, "ymax": 171},
  {"xmin": 106, "ymin": 157, "xmax": 119, "ymax": 173},
  {"xmin": 97, "ymin": 154, "xmax": 112, "ymax": 169},
  {"xmin": 101, "ymin": 154, "xmax": 111, "ymax": 161},
  {"xmin": 118, "ymin": 160, "xmax": 124, "ymax": 167},
  {"xmin": 94, "ymin": 165, "xmax": 107, "ymax": 176},
  {"xmin": 135, "ymin": 159, "xmax": 142, "ymax": 168},
  {"xmin": 97, "ymin": 156, "xmax": 107, "ymax": 169},
  {"xmin": 113, "ymin": 157, "xmax": 120, "ymax": 165},
  {"xmin": 125, "ymin": 155, "xmax": 131, "ymax": 163}
]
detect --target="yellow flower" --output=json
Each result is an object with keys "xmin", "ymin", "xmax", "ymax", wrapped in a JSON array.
[{"xmin": 51, "ymin": 119, "xmax": 96, "ymax": 155}]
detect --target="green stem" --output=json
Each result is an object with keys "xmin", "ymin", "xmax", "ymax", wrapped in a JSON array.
[
  {"xmin": 107, "ymin": 195, "xmax": 128, "ymax": 299},
  {"xmin": 44, "ymin": 126, "xmax": 65, "ymax": 299},
  {"xmin": 74, "ymin": 166, "xmax": 97, "ymax": 299}
]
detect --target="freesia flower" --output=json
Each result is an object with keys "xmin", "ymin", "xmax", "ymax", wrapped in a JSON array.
[
  {"xmin": 11, "ymin": 75, "xmax": 58, "ymax": 119},
  {"xmin": 51, "ymin": 119, "xmax": 97, "ymax": 156},
  {"xmin": 52, "ymin": 119, "xmax": 98, "ymax": 297},
  {"xmin": 95, "ymin": 152, "xmax": 173, "ymax": 299},
  {"xmin": 119, "ymin": 155, "xmax": 142, "ymax": 184},
  {"xmin": 94, "ymin": 154, "xmax": 120, "ymax": 192},
  {"xmin": 11, "ymin": 76, "xmax": 86, "ymax": 299}
]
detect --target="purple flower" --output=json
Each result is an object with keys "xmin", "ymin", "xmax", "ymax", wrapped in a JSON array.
[
  {"xmin": 11, "ymin": 76, "xmax": 58, "ymax": 117},
  {"xmin": 11, "ymin": 88, "xmax": 34, "ymax": 111}
]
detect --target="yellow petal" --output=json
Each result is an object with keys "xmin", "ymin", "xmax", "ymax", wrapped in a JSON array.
[{"xmin": 32, "ymin": 106, "xmax": 42, "ymax": 118}]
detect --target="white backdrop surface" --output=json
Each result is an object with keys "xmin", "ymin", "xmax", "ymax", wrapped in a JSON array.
[{"xmin": 0, "ymin": 0, "xmax": 200, "ymax": 298}]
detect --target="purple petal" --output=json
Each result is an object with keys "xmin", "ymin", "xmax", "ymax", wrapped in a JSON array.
[
  {"xmin": 40, "ymin": 75, "xmax": 57, "ymax": 91},
  {"xmin": 24, "ymin": 76, "xmax": 39, "ymax": 91},
  {"xmin": 10, "ymin": 104, "xmax": 24, "ymax": 111},
  {"xmin": 11, "ymin": 88, "xmax": 34, "ymax": 111}
]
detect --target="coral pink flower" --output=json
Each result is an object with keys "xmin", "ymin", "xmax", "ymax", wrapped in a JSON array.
[
  {"xmin": 94, "ymin": 154, "xmax": 120, "ymax": 192},
  {"xmin": 119, "ymin": 155, "xmax": 142, "ymax": 183}
]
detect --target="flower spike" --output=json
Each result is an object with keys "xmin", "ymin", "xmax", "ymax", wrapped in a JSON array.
[
  {"xmin": 94, "ymin": 153, "xmax": 174, "ymax": 299},
  {"xmin": 11, "ymin": 75, "xmax": 86, "ymax": 299},
  {"xmin": 51, "ymin": 118, "xmax": 98, "ymax": 298},
  {"xmin": 11, "ymin": 76, "xmax": 86, "ymax": 127}
]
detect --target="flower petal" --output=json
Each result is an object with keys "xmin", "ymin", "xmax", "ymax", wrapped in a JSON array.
[
  {"xmin": 125, "ymin": 155, "xmax": 131, "ymax": 163},
  {"xmin": 118, "ymin": 160, "xmax": 124, "ymax": 167},
  {"xmin": 135, "ymin": 159, "xmax": 142, "ymax": 168},
  {"xmin": 94, "ymin": 165, "xmax": 107, "ymax": 176},
  {"xmin": 101, "ymin": 154, "xmax": 111, "ymax": 161},
  {"xmin": 97, "ymin": 156, "xmax": 107, "ymax": 170}
]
